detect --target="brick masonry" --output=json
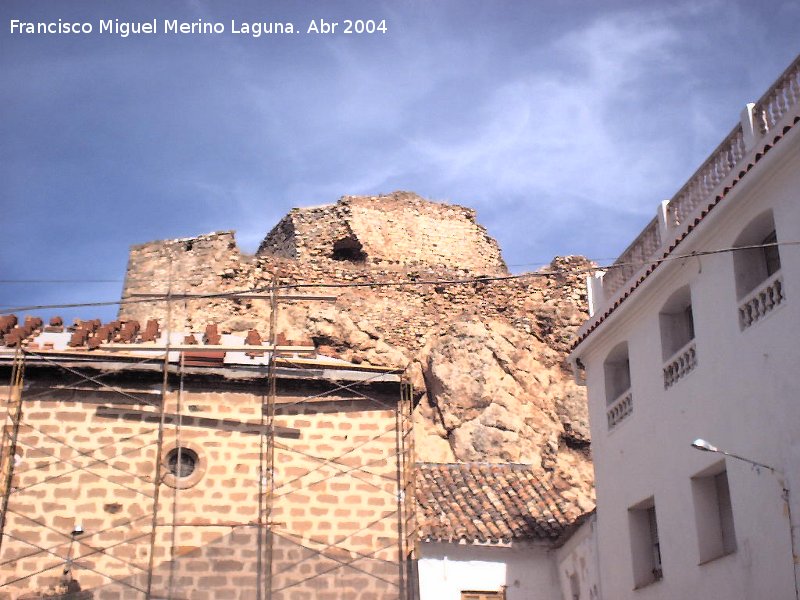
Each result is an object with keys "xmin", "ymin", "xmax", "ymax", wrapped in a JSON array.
[{"xmin": 0, "ymin": 369, "xmax": 408, "ymax": 599}]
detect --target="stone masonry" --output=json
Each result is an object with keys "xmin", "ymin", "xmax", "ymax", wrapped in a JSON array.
[
  {"xmin": 0, "ymin": 364, "xmax": 406, "ymax": 600},
  {"xmin": 118, "ymin": 192, "xmax": 595, "ymax": 507},
  {"xmin": 255, "ymin": 192, "xmax": 507, "ymax": 273}
]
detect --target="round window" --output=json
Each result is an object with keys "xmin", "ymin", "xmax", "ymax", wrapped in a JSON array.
[{"xmin": 166, "ymin": 447, "xmax": 198, "ymax": 479}]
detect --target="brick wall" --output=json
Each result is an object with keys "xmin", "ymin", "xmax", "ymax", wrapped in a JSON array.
[{"xmin": 0, "ymin": 368, "xmax": 407, "ymax": 599}]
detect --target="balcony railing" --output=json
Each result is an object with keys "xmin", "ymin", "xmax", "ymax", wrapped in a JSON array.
[
  {"xmin": 739, "ymin": 271, "xmax": 785, "ymax": 330},
  {"xmin": 604, "ymin": 217, "xmax": 662, "ymax": 297},
  {"xmin": 667, "ymin": 126, "xmax": 746, "ymax": 228},
  {"xmin": 753, "ymin": 57, "xmax": 800, "ymax": 134},
  {"xmin": 594, "ymin": 56, "xmax": 800, "ymax": 312},
  {"xmin": 663, "ymin": 340, "xmax": 697, "ymax": 389},
  {"xmin": 607, "ymin": 390, "xmax": 633, "ymax": 431}
]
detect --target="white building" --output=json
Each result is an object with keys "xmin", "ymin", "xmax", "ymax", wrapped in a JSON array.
[
  {"xmin": 415, "ymin": 463, "xmax": 598, "ymax": 600},
  {"xmin": 569, "ymin": 56, "xmax": 800, "ymax": 599}
]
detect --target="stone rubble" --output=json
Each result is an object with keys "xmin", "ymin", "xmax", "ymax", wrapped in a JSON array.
[{"xmin": 120, "ymin": 191, "xmax": 595, "ymax": 507}]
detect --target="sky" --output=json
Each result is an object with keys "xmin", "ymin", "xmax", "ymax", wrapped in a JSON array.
[{"xmin": 1, "ymin": 0, "xmax": 798, "ymax": 323}]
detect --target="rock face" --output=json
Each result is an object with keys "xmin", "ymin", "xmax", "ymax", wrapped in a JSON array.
[
  {"xmin": 415, "ymin": 318, "xmax": 593, "ymax": 502},
  {"xmin": 120, "ymin": 192, "xmax": 594, "ymax": 505}
]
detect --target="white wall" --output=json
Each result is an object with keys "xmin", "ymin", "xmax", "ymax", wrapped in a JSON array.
[
  {"xmin": 572, "ymin": 120, "xmax": 800, "ymax": 599},
  {"xmin": 418, "ymin": 542, "xmax": 562, "ymax": 600},
  {"xmin": 555, "ymin": 514, "xmax": 601, "ymax": 600}
]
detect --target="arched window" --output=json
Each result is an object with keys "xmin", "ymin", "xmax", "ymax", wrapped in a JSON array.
[
  {"xmin": 604, "ymin": 341, "xmax": 631, "ymax": 404},
  {"xmin": 604, "ymin": 342, "xmax": 633, "ymax": 430},
  {"xmin": 732, "ymin": 210, "xmax": 781, "ymax": 299},
  {"xmin": 659, "ymin": 286, "xmax": 695, "ymax": 360},
  {"xmin": 660, "ymin": 286, "xmax": 697, "ymax": 388},
  {"xmin": 733, "ymin": 210, "xmax": 785, "ymax": 329}
]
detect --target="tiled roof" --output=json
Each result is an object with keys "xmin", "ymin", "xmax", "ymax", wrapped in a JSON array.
[
  {"xmin": 415, "ymin": 462, "xmax": 586, "ymax": 545},
  {"xmin": 572, "ymin": 115, "xmax": 800, "ymax": 351},
  {"xmin": 0, "ymin": 315, "xmax": 399, "ymax": 378}
]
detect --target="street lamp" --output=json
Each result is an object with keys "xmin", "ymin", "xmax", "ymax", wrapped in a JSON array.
[{"xmin": 691, "ymin": 438, "xmax": 798, "ymax": 600}]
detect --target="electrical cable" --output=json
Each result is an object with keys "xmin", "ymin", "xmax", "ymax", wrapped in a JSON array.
[{"xmin": 1, "ymin": 240, "xmax": 797, "ymax": 315}]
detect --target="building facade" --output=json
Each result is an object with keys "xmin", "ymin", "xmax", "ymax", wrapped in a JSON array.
[
  {"xmin": 414, "ymin": 463, "xmax": 594, "ymax": 600},
  {"xmin": 0, "ymin": 322, "xmax": 414, "ymax": 599},
  {"xmin": 570, "ymin": 56, "xmax": 800, "ymax": 598}
]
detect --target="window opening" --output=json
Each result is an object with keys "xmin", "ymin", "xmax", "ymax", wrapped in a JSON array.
[
  {"xmin": 733, "ymin": 211, "xmax": 781, "ymax": 299},
  {"xmin": 648, "ymin": 507, "xmax": 662, "ymax": 580},
  {"xmin": 763, "ymin": 230, "xmax": 781, "ymax": 277},
  {"xmin": 331, "ymin": 236, "xmax": 367, "ymax": 262},
  {"xmin": 604, "ymin": 342, "xmax": 631, "ymax": 403},
  {"xmin": 692, "ymin": 465, "xmax": 737, "ymax": 563},
  {"xmin": 166, "ymin": 447, "xmax": 198, "ymax": 479},
  {"xmin": 629, "ymin": 498, "xmax": 662, "ymax": 588}
]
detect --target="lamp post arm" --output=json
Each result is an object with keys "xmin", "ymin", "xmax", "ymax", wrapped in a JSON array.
[{"xmin": 719, "ymin": 449, "xmax": 780, "ymax": 474}]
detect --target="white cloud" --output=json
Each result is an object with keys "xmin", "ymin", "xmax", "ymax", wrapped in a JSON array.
[{"xmin": 409, "ymin": 9, "xmax": 689, "ymax": 217}]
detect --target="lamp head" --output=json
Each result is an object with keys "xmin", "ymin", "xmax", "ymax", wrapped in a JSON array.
[{"xmin": 691, "ymin": 438, "xmax": 718, "ymax": 453}]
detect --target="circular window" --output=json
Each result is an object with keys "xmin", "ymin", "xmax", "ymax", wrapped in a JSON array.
[
  {"xmin": 162, "ymin": 444, "xmax": 204, "ymax": 488},
  {"xmin": 166, "ymin": 447, "xmax": 198, "ymax": 478}
]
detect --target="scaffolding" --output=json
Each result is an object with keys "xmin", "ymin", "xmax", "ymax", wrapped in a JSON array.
[{"xmin": 0, "ymin": 277, "xmax": 417, "ymax": 599}]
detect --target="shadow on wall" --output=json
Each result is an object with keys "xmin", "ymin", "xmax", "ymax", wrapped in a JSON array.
[{"xmin": 83, "ymin": 527, "xmax": 402, "ymax": 600}]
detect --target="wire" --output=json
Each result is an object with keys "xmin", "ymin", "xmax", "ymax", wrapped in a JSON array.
[{"xmin": 1, "ymin": 240, "xmax": 797, "ymax": 316}]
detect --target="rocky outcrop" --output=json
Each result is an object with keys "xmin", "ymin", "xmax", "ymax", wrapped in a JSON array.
[
  {"xmin": 412, "ymin": 318, "xmax": 593, "ymax": 503},
  {"xmin": 120, "ymin": 193, "xmax": 595, "ymax": 507}
]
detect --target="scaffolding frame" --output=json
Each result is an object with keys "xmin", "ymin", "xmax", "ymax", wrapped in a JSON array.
[{"xmin": 0, "ymin": 274, "xmax": 417, "ymax": 600}]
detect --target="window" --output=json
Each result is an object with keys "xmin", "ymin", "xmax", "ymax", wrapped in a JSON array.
[
  {"xmin": 604, "ymin": 342, "xmax": 633, "ymax": 429},
  {"xmin": 692, "ymin": 464, "xmax": 737, "ymax": 563},
  {"xmin": 733, "ymin": 211, "xmax": 786, "ymax": 329},
  {"xmin": 166, "ymin": 447, "xmax": 198, "ymax": 478},
  {"xmin": 763, "ymin": 230, "xmax": 781, "ymax": 277},
  {"xmin": 733, "ymin": 210, "xmax": 781, "ymax": 299},
  {"xmin": 660, "ymin": 286, "xmax": 697, "ymax": 388},
  {"xmin": 628, "ymin": 498, "xmax": 662, "ymax": 588},
  {"xmin": 162, "ymin": 444, "xmax": 204, "ymax": 488},
  {"xmin": 659, "ymin": 286, "xmax": 695, "ymax": 360},
  {"xmin": 604, "ymin": 342, "xmax": 631, "ymax": 402}
]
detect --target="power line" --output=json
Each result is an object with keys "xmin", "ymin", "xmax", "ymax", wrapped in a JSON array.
[{"xmin": 0, "ymin": 240, "xmax": 797, "ymax": 316}]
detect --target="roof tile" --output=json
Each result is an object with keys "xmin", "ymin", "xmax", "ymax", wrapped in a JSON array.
[{"xmin": 415, "ymin": 462, "xmax": 585, "ymax": 545}]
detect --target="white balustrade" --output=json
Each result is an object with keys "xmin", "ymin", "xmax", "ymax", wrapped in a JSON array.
[
  {"xmin": 604, "ymin": 218, "xmax": 662, "ymax": 297},
  {"xmin": 607, "ymin": 390, "xmax": 633, "ymax": 431},
  {"xmin": 663, "ymin": 340, "xmax": 697, "ymax": 389},
  {"xmin": 600, "ymin": 56, "xmax": 800, "ymax": 309},
  {"xmin": 739, "ymin": 272, "xmax": 785, "ymax": 330},
  {"xmin": 753, "ymin": 57, "xmax": 800, "ymax": 134}
]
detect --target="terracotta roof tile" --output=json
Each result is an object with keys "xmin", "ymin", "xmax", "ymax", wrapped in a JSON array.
[{"xmin": 415, "ymin": 463, "xmax": 586, "ymax": 545}]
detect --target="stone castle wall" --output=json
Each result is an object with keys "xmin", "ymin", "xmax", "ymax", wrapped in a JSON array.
[
  {"xmin": 119, "ymin": 231, "xmax": 588, "ymax": 371},
  {"xmin": 116, "ymin": 192, "xmax": 593, "ymax": 502},
  {"xmin": 256, "ymin": 192, "xmax": 507, "ymax": 273},
  {"xmin": 0, "ymin": 374, "xmax": 405, "ymax": 600}
]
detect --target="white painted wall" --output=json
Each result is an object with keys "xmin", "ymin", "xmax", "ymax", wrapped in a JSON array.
[
  {"xmin": 555, "ymin": 514, "xmax": 601, "ymax": 600},
  {"xmin": 571, "ymin": 118, "xmax": 800, "ymax": 599},
  {"xmin": 418, "ymin": 542, "xmax": 562, "ymax": 600}
]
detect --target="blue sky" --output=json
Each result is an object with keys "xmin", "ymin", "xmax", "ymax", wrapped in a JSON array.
[{"xmin": 1, "ymin": 0, "xmax": 798, "ymax": 322}]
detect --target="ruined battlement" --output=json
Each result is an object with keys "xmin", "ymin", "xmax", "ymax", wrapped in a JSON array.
[
  {"xmin": 120, "ymin": 192, "xmax": 509, "ymax": 327},
  {"xmin": 256, "ymin": 191, "xmax": 507, "ymax": 273}
]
